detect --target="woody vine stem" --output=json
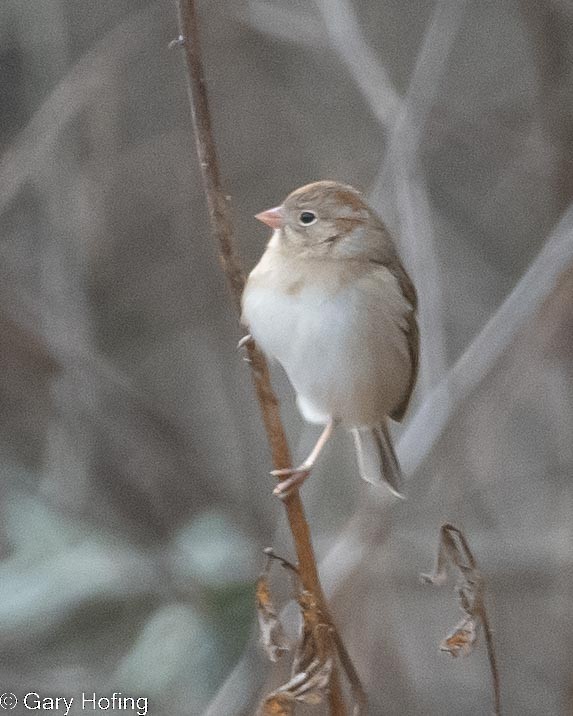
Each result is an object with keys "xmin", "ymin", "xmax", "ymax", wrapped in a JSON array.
[{"xmin": 174, "ymin": 1, "xmax": 362, "ymax": 713}]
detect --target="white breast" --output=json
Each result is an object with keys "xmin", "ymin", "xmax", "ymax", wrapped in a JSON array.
[{"xmin": 242, "ymin": 250, "xmax": 413, "ymax": 427}]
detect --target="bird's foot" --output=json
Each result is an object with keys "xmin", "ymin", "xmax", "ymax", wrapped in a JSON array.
[
  {"xmin": 237, "ymin": 334, "xmax": 253, "ymax": 363},
  {"xmin": 237, "ymin": 334, "xmax": 252, "ymax": 350},
  {"xmin": 271, "ymin": 464, "xmax": 312, "ymax": 498}
]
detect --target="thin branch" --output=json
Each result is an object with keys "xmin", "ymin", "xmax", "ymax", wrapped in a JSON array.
[
  {"xmin": 245, "ymin": 1, "xmax": 327, "ymax": 49},
  {"xmin": 481, "ymin": 609, "xmax": 502, "ymax": 716},
  {"xmin": 329, "ymin": 626, "xmax": 368, "ymax": 715},
  {"xmin": 203, "ymin": 632, "xmax": 265, "ymax": 716},
  {"xmin": 316, "ymin": 0, "xmax": 402, "ymax": 130},
  {"xmin": 263, "ymin": 547, "xmax": 299, "ymax": 575},
  {"xmin": 373, "ymin": 0, "xmax": 469, "ymax": 390},
  {"xmin": 245, "ymin": 0, "xmax": 402, "ymax": 130},
  {"xmin": 397, "ymin": 200, "xmax": 573, "ymax": 477},
  {"xmin": 174, "ymin": 2, "xmax": 349, "ymax": 713},
  {"xmin": 245, "ymin": 0, "xmax": 403, "ymax": 137}
]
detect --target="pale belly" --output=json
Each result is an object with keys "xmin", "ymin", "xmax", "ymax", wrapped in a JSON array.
[{"xmin": 242, "ymin": 265, "xmax": 412, "ymax": 427}]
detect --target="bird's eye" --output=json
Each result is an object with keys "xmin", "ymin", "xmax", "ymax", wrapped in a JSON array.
[{"xmin": 299, "ymin": 211, "xmax": 317, "ymax": 226}]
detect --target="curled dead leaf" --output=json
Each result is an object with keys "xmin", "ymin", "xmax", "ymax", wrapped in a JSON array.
[
  {"xmin": 423, "ymin": 524, "xmax": 501, "ymax": 714},
  {"xmin": 257, "ymin": 581, "xmax": 335, "ymax": 713},
  {"xmin": 439, "ymin": 615, "xmax": 478, "ymax": 657},
  {"xmin": 260, "ymin": 653, "xmax": 334, "ymax": 713},
  {"xmin": 256, "ymin": 566, "xmax": 288, "ymax": 662},
  {"xmin": 258, "ymin": 692, "xmax": 295, "ymax": 716},
  {"xmin": 293, "ymin": 591, "xmax": 330, "ymax": 672},
  {"xmin": 422, "ymin": 523, "xmax": 484, "ymax": 655},
  {"xmin": 290, "ymin": 653, "xmax": 333, "ymax": 704}
]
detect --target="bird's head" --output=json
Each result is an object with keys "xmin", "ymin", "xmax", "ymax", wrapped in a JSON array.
[{"xmin": 255, "ymin": 181, "xmax": 374, "ymax": 259}]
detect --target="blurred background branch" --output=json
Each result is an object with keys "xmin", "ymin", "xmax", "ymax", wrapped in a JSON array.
[{"xmin": 0, "ymin": 0, "xmax": 572, "ymax": 714}]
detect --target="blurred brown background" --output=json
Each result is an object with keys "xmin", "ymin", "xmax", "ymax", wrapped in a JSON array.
[{"xmin": 1, "ymin": 0, "xmax": 573, "ymax": 714}]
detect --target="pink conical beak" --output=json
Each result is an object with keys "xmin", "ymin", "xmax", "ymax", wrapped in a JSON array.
[{"xmin": 255, "ymin": 205, "xmax": 284, "ymax": 229}]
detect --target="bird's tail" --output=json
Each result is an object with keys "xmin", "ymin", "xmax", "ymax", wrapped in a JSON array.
[{"xmin": 351, "ymin": 422, "xmax": 404, "ymax": 498}]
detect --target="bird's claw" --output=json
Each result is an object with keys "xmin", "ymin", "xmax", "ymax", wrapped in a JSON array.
[
  {"xmin": 271, "ymin": 465, "xmax": 312, "ymax": 498},
  {"xmin": 237, "ymin": 334, "xmax": 253, "ymax": 363},
  {"xmin": 237, "ymin": 334, "xmax": 253, "ymax": 350}
]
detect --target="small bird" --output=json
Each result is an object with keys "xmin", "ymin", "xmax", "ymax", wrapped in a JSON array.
[{"xmin": 241, "ymin": 181, "xmax": 419, "ymax": 497}]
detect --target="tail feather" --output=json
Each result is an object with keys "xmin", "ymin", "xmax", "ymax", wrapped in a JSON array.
[{"xmin": 352, "ymin": 423, "xmax": 405, "ymax": 498}]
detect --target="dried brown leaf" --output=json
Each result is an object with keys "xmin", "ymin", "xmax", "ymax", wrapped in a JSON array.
[
  {"xmin": 257, "ymin": 692, "xmax": 295, "ymax": 716},
  {"xmin": 439, "ymin": 615, "xmax": 478, "ymax": 657},
  {"xmin": 257, "ymin": 587, "xmax": 335, "ymax": 714},
  {"xmin": 289, "ymin": 593, "xmax": 333, "ymax": 704},
  {"xmin": 421, "ymin": 523, "xmax": 475, "ymax": 586},
  {"xmin": 292, "ymin": 590, "xmax": 328, "ymax": 673},
  {"xmin": 256, "ymin": 570, "xmax": 288, "ymax": 662},
  {"xmin": 291, "ymin": 654, "xmax": 333, "ymax": 704},
  {"xmin": 423, "ymin": 524, "xmax": 501, "ymax": 714},
  {"xmin": 260, "ymin": 654, "xmax": 334, "ymax": 713},
  {"xmin": 422, "ymin": 523, "xmax": 484, "ymax": 653}
]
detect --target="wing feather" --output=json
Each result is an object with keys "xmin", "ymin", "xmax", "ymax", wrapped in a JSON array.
[{"xmin": 368, "ymin": 223, "xmax": 420, "ymax": 423}]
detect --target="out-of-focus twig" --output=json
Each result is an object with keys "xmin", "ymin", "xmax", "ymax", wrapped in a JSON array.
[
  {"xmin": 422, "ymin": 524, "xmax": 501, "ymax": 715},
  {"xmin": 313, "ymin": 0, "xmax": 465, "ymax": 390},
  {"xmin": 316, "ymin": 0, "xmax": 402, "ymax": 130},
  {"xmin": 373, "ymin": 0, "xmax": 468, "ymax": 390},
  {"xmin": 174, "ymin": 1, "xmax": 350, "ymax": 712},
  {"xmin": 0, "ymin": 2, "xmax": 161, "ymax": 218},
  {"xmin": 242, "ymin": 0, "xmax": 456, "ymax": 390},
  {"xmin": 330, "ymin": 627, "xmax": 368, "ymax": 715},
  {"xmin": 245, "ymin": 1, "xmax": 327, "ymax": 49},
  {"xmin": 319, "ymin": 201, "xmax": 573, "ymax": 603},
  {"xmin": 398, "ymin": 200, "xmax": 573, "ymax": 477},
  {"xmin": 244, "ymin": 0, "xmax": 402, "ymax": 130}
]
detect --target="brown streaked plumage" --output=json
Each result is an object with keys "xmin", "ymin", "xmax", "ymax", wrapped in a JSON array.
[{"xmin": 241, "ymin": 181, "xmax": 419, "ymax": 497}]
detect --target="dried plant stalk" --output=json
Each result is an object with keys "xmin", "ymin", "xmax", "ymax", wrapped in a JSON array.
[
  {"xmin": 174, "ymin": 1, "xmax": 351, "ymax": 712},
  {"xmin": 259, "ymin": 550, "xmax": 368, "ymax": 715},
  {"xmin": 422, "ymin": 523, "xmax": 501, "ymax": 715}
]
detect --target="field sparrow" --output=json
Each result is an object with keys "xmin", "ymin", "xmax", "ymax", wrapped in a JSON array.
[{"xmin": 241, "ymin": 181, "xmax": 419, "ymax": 497}]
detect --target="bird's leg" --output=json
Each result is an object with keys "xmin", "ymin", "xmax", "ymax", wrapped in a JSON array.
[{"xmin": 271, "ymin": 419, "xmax": 336, "ymax": 497}]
